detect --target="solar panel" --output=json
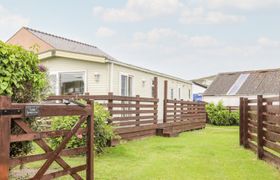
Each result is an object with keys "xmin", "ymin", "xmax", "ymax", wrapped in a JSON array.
[{"xmin": 227, "ymin": 73, "xmax": 250, "ymax": 95}]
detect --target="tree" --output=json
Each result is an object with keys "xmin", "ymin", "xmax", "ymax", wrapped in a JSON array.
[{"xmin": 0, "ymin": 41, "xmax": 49, "ymax": 156}]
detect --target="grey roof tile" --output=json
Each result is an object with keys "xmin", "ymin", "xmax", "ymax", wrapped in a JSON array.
[
  {"xmin": 25, "ymin": 27, "xmax": 115, "ymax": 60},
  {"xmin": 204, "ymin": 69, "xmax": 280, "ymax": 96}
]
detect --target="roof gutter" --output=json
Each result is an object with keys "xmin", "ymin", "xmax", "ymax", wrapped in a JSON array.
[
  {"xmin": 192, "ymin": 81, "xmax": 208, "ymax": 89},
  {"xmin": 106, "ymin": 58, "xmax": 192, "ymax": 85},
  {"xmin": 38, "ymin": 50, "xmax": 191, "ymax": 85}
]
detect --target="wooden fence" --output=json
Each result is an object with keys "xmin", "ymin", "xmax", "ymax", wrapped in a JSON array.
[
  {"xmin": 0, "ymin": 96, "xmax": 94, "ymax": 180},
  {"xmin": 48, "ymin": 93, "xmax": 159, "ymax": 143},
  {"xmin": 240, "ymin": 95, "xmax": 280, "ymax": 168},
  {"xmin": 160, "ymin": 80, "xmax": 206, "ymax": 137},
  {"xmin": 47, "ymin": 77, "xmax": 159, "ymax": 142},
  {"xmin": 47, "ymin": 79, "xmax": 206, "ymax": 142},
  {"xmin": 226, "ymin": 106, "xmax": 239, "ymax": 113}
]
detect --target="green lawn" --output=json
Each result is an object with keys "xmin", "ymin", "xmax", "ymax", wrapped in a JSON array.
[{"xmin": 11, "ymin": 125, "xmax": 280, "ymax": 180}]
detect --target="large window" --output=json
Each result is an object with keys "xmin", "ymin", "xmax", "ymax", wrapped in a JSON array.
[
  {"xmin": 120, "ymin": 74, "xmax": 133, "ymax": 96},
  {"xmin": 59, "ymin": 72, "xmax": 85, "ymax": 95}
]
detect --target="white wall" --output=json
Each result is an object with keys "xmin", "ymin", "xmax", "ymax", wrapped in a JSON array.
[
  {"xmin": 203, "ymin": 94, "xmax": 277, "ymax": 106},
  {"xmin": 192, "ymin": 84, "xmax": 207, "ymax": 94},
  {"xmin": 112, "ymin": 64, "xmax": 192, "ymax": 122},
  {"xmin": 41, "ymin": 57, "xmax": 110, "ymax": 95},
  {"xmin": 42, "ymin": 57, "xmax": 192, "ymax": 122},
  {"xmin": 203, "ymin": 96, "xmax": 241, "ymax": 106}
]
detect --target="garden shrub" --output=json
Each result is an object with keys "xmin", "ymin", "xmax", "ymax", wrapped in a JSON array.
[
  {"xmin": 50, "ymin": 103, "xmax": 115, "ymax": 154},
  {"xmin": 0, "ymin": 41, "xmax": 49, "ymax": 157},
  {"xmin": 206, "ymin": 101, "xmax": 239, "ymax": 126}
]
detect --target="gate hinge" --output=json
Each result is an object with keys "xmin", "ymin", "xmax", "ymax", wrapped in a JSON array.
[{"xmin": 0, "ymin": 109, "xmax": 22, "ymax": 116}]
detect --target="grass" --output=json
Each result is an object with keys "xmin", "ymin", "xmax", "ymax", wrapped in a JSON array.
[{"xmin": 11, "ymin": 125, "xmax": 280, "ymax": 180}]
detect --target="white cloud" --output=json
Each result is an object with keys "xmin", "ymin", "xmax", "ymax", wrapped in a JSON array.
[
  {"xmin": 104, "ymin": 32, "xmax": 280, "ymax": 79},
  {"xmin": 258, "ymin": 37, "xmax": 280, "ymax": 47},
  {"xmin": 207, "ymin": 0, "xmax": 280, "ymax": 10},
  {"xmin": 180, "ymin": 7, "xmax": 245, "ymax": 24},
  {"xmin": 93, "ymin": 0, "xmax": 182, "ymax": 22},
  {"xmin": 0, "ymin": 5, "xmax": 29, "ymax": 41},
  {"xmin": 189, "ymin": 36, "xmax": 218, "ymax": 47},
  {"xmin": 133, "ymin": 28, "xmax": 187, "ymax": 43},
  {"xmin": 132, "ymin": 28, "xmax": 219, "ymax": 48},
  {"xmin": 93, "ymin": 1, "xmax": 248, "ymax": 25},
  {"xmin": 96, "ymin": 27, "xmax": 115, "ymax": 37}
]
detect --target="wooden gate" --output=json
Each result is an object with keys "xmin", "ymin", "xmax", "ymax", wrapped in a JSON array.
[{"xmin": 0, "ymin": 96, "xmax": 94, "ymax": 180}]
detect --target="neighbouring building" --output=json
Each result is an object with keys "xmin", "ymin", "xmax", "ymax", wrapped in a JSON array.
[
  {"xmin": 192, "ymin": 75, "xmax": 216, "ymax": 102},
  {"xmin": 7, "ymin": 27, "xmax": 192, "ymax": 120},
  {"xmin": 203, "ymin": 68, "xmax": 280, "ymax": 106}
]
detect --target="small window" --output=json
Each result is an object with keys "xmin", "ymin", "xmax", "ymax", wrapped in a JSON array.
[
  {"xmin": 178, "ymin": 88, "xmax": 181, "ymax": 100},
  {"xmin": 59, "ymin": 72, "xmax": 85, "ymax": 95},
  {"xmin": 170, "ymin": 88, "xmax": 174, "ymax": 100},
  {"xmin": 188, "ymin": 89, "xmax": 191, "ymax": 99},
  {"xmin": 121, "ymin": 74, "xmax": 133, "ymax": 96},
  {"xmin": 128, "ymin": 76, "xmax": 133, "ymax": 96}
]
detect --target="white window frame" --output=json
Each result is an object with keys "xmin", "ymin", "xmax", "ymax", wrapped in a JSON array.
[
  {"xmin": 170, "ymin": 88, "xmax": 174, "ymax": 100},
  {"xmin": 49, "ymin": 70, "xmax": 87, "ymax": 95},
  {"xmin": 119, "ymin": 72, "xmax": 134, "ymax": 96},
  {"xmin": 178, "ymin": 87, "xmax": 181, "ymax": 100}
]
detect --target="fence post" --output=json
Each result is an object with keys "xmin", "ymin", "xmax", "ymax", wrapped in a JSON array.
[
  {"xmin": 174, "ymin": 99, "xmax": 177, "ymax": 122},
  {"xmin": 153, "ymin": 77, "xmax": 158, "ymax": 124},
  {"xmin": 163, "ymin": 80, "xmax": 168, "ymax": 123},
  {"xmin": 108, "ymin": 92, "xmax": 113, "ymax": 124},
  {"xmin": 180, "ymin": 99, "xmax": 184, "ymax": 122},
  {"xmin": 0, "ymin": 96, "xmax": 12, "ymax": 180},
  {"xmin": 136, "ymin": 95, "xmax": 140, "ymax": 126},
  {"xmin": 239, "ymin": 97, "xmax": 244, "ymax": 146},
  {"xmin": 257, "ymin": 95, "xmax": 264, "ymax": 159},
  {"xmin": 243, "ymin": 98, "xmax": 249, "ymax": 148},
  {"xmin": 86, "ymin": 102, "xmax": 94, "ymax": 180}
]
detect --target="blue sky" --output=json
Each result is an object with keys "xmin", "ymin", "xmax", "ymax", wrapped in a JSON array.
[{"xmin": 1, "ymin": 0, "xmax": 280, "ymax": 79}]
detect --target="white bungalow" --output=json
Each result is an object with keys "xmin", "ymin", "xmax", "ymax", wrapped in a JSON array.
[{"xmin": 7, "ymin": 27, "xmax": 192, "ymax": 120}]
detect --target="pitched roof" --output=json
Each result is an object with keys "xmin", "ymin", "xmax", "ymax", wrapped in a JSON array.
[
  {"xmin": 192, "ymin": 75, "xmax": 216, "ymax": 88},
  {"xmin": 24, "ymin": 27, "xmax": 115, "ymax": 60},
  {"xmin": 203, "ymin": 68, "xmax": 280, "ymax": 96},
  {"xmin": 21, "ymin": 27, "xmax": 191, "ymax": 84}
]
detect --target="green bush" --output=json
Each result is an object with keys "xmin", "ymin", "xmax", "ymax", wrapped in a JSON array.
[
  {"xmin": 50, "ymin": 103, "xmax": 115, "ymax": 153},
  {"xmin": 0, "ymin": 41, "xmax": 49, "ymax": 157},
  {"xmin": 206, "ymin": 101, "xmax": 239, "ymax": 126}
]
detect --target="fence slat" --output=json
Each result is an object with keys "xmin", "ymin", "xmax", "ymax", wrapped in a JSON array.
[
  {"xmin": 10, "ymin": 128, "xmax": 87, "ymax": 142},
  {"xmin": 10, "ymin": 147, "xmax": 87, "ymax": 167},
  {"xmin": 41, "ymin": 165, "xmax": 87, "ymax": 179}
]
